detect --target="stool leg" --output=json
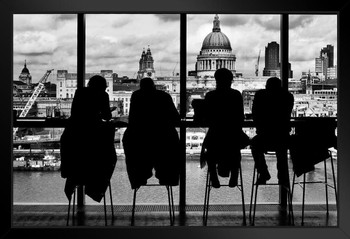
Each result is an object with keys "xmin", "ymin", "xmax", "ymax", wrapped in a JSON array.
[
  {"xmin": 67, "ymin": 197, "xmax": 71, "ymax": 226},
  {"xmin": 203, "ymin": 169, "xmax": 210, "ymax": 224},
  {"xmin": 249, "ymin": 166, "xmax": 256, "ymax": 223},
  {"xmin": 204, "ymin": 173, "xmax": 211, "ymax": 226},
  {"xmin": 302, "ymin": 173, "xmax": 306, "ymax": 226},
  {"xmin": 109, "ymin": 182, "xmax": 114, "ymax": 220},
  {"xmin": 72, "ymin": 187, "xmax": 76, "ymax": 226},
  {"xmin": 291, "ymin": 173, "xmax": 296, "ymax": 198},
  {"xmin": 287, "ymin": 184, "xmax": 294, "ymax": 225},
  {"xmin": 252, "ymin": 174, "xmax": 259, "ymax": 226},
  {"xmin": 131, "ymin": 188, "xmax": 138, "ymax": 226},
  {"xmin": 170, "ymin": 186, "xmax": 175, "ymax": 224},
  {"xmin": 239, "ymin": 165, "xmax": 246, "ymax": 225},
  {"xmin": 103, "ymin": 192, "xmax": 107, "ymax": 226},
  {"xmin": 203, "ymin": 169, "xmax": 209, "ymax": 220},
  {"xmin": 166, "ymin": 186, "xmax": 173, "ymax": 226},
  {"xmin": 324, "ymin": 159, "xmax": 329, "ymax": 215},
  {"xmin": 330, "ymin": 153, "xmax": 338, "ymax": 207}
]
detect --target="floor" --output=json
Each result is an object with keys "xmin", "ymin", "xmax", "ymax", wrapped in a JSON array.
[{"xmin": 12, "ymin": 203, "xmax": 337, "ymax": 227}]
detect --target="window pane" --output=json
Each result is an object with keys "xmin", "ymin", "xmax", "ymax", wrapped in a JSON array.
[
  {"xmin": 13, "ymin": 14, "xmax": 77, "ymax": 119},
  {"xmin": 186, "ymin": 14, "xmax": 284, "ymax": 204},
  {"xmin": 13, "ymin": 128, "xmax": 66, "ymax": 203},
  {"xmin": 86, "ymin": 14, "xmax": 180, "ymax": 205},
  {"xmin": 289, "ymin": 15, "xmax": 337, "ymax": 118},
  {"xmin": 13, "ymin": 14, "xmax": 77, "ymax": 204}
]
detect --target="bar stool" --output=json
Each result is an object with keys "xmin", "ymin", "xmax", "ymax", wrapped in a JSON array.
[
  {"xmin": 249, "ymin": 152, "xmax": 294, "ymax": 226},
  {"xmin": 66, "ymin": 182, "xmax": 114, "ymax": 226},
  {"xmin": 131, "ymin": 184, "xmax": 175, "ymax": 226},
  {"xmin": 203, "ymin": 163, "xmax": 246, "ymax": 226},
  {"xmin": 291, "ymin": 149, "xmax": 338, "ymax": 226}
]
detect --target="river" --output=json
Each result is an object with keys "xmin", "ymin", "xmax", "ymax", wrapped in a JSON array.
[{"xmin": 13, "ymin": 154, "xmax": 337, "ymax": 205}]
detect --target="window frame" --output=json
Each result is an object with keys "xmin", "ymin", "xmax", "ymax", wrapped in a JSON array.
[{"xmin": 5, "ymin": 2, "xmax": 348, "ymax": 237}]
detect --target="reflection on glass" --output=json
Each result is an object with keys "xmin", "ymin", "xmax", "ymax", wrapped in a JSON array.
[{"xmin": 289, "ymin": 15, "xmax": 337, "ymax": 118}]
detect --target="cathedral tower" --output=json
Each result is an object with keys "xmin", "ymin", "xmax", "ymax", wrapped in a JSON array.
[
  {"xmin": 19, "ymin": 60, "xmax": 32, "ymax": 85},
  {"xmin": 137, "ymin": 46, "xmax": 156, "ymax": 80}
]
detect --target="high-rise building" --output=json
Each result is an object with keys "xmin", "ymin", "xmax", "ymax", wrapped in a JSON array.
[
  {"xmin": 263, "ymin": 41, "xmax": 279, "ymax": 77},
  {"xmin": 315, "ymin": 44, "xmax": 334, "ymax": 79},
  {"xmin": 137, "ymin": 46, "xmax": 156, "ymax": 80},
  {"xmin": 320, "ymin": 44, "xmax": 334, "ymax": 67},
  {"xmin": 195, "ymin": 14, "xmax": 236, "ymax": 77},
  {"xmin": 262, "ymin": 42, "xmax": 293, "ymax": 78},
  {"xmin": 263, "ymin": 41, "xmax": 281, "ymax": 77}
]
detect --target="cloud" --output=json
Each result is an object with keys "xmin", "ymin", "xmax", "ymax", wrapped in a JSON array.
[
  {"xmin": 14, "ymin": 31, "xmax": 58, "ymax": 55},
  {"xmin": 55, "ymin": 14, "xmax": 76, "ymax": 22},
  {"xmin": 156, "ymin": 14, "xmax": 180, "ymax": 22},
  {"xmin": 252, "ymin": 15, "xmax": 280, "ymax": 31},
  {"xmin": 221, "ymin": 15, "xmax": 251, "ymax": 27},
  {"xmin": 289, "ymin": 15, "xmax": 314, "ymax": 29}
]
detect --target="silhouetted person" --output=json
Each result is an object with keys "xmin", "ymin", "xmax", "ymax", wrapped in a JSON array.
[
  {"xmin": 122, "ymin": 78, "xmax": 181, "ymax": 189},
  {"xmin": 60, "ymin": 75, "xmax": 117, "ymax": 202},
  {"xmin": 202, "ymin": 68, "xmax": 245, "ymax": 188},
  {"xmin": 251, "ymin": 77, "xmax": 294, "ymax": 185}
]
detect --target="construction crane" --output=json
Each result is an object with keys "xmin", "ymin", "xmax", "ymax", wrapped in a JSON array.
[
  {"xmin": 255, "ymin": 50, "xmax": 261, "ymax": 77},
  {"xmin": 13, "ymin": 69, "xmax": 54, "ymax": 138}
]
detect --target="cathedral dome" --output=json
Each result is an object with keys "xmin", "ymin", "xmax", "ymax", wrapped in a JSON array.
[{"xmin": 201, "ymin": 15, "xmax": 232, "ymax": 51}]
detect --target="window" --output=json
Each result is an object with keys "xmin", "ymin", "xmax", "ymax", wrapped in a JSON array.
[
  {"xmin": 289, "ymin": 15, "xmax": 337, "ymax": 118},
  {"xmin": 13, "ymin": 14, "xmax": 77, "ymax": 204},
  {"xmin": 13, "ymin": 14, "xmax": 77, "ymax": 119},
  {"xmin": 12, "ymin": 13, "xmax": 337, "ymax": 220},
  {"xmin": 186, "ymin": 14, "xmax": 281, "ymax": 204},
  {"xmin": 85, "ymin": 14, "xmax": 180, "ymax": 204}
]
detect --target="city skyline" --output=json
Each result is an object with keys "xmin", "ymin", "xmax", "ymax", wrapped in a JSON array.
[{"xmin": 13, "ymin": 14, "xmax": 337, "ymax": 82}]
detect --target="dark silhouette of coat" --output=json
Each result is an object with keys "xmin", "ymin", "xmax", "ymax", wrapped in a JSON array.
[
  {"xmin": 252, "ymin": 86, "xmax": 294, "ymax": 143},
  {"xmin": 289, "ymin": 118, "xmax": 337, "ymax": 176},
  {"xmin": 60, "ymin": 85, "xmax": 117, "ymax": 202},
  {"xmin": 201, "ymin": 87, "xmax": 245, "ymax": 176},
  {"xmin": 122, "ymin": 79, "xmax": 181, "ymax": 189},
  {"xmin": 251, "ymin": 77, "xmax": 294, "ymax": 184}
]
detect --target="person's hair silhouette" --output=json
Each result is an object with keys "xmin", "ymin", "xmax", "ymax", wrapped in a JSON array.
[
  {"xmin": 251, "ymin": 77, "xmax": 294, "ymax": 185},
  {"xmin": 139, "ymin": 77, "xmax": 155, "ymax": 91},
  {"xmin": 214, "ymin": 67, "xmax": 234, "ymax": 89},
  {"xmin": 87, "ymin": 75, "xmax": 108, "ymax": 91},
  {"xmin": 201, "ymin": 68, "xmax": 245, "ymax": 188}
]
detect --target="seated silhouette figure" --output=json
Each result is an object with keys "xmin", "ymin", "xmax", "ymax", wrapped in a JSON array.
[
  {"xmin": 251, "ymin": 77, "xmax": 294, "ymax": 185},
  {"xmin": 122, "ymin": 78, "xmax": 181, "ymax": 189},
  {"xmin": 60, "ymin": 75, "xmax": 117, "ymax": 202},
  {"xmin": 201, "ymin": 68, "xmax": 245, "ymax": 188}
]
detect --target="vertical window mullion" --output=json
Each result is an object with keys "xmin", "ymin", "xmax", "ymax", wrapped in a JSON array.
[
  {"xmin": 76, "ymin": 13, "xmax": 86, "ymax": 206},
  {"xmin": 77, "ymin": 13, "xmax": 86, "ymax": 89},
  {"xmin": 179, "ymin": 13, "xmax": 187, "ymax": 212},
  {"xmin": 281, "ymin": 14, "xmax": 289, "ymax": 90},
  {"xmin": 279, "ymin": 13, "xmax": 289, "ymax": 206}
]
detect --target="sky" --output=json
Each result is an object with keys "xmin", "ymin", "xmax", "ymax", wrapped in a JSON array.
[{"xmin": 13, "ymin": 14, "xmax": 337, "ymax": 83}]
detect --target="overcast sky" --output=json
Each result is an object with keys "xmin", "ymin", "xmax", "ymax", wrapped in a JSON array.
[{"xmin": 13, "ymin": 14, "xmax": 337, "ymax": 82}]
